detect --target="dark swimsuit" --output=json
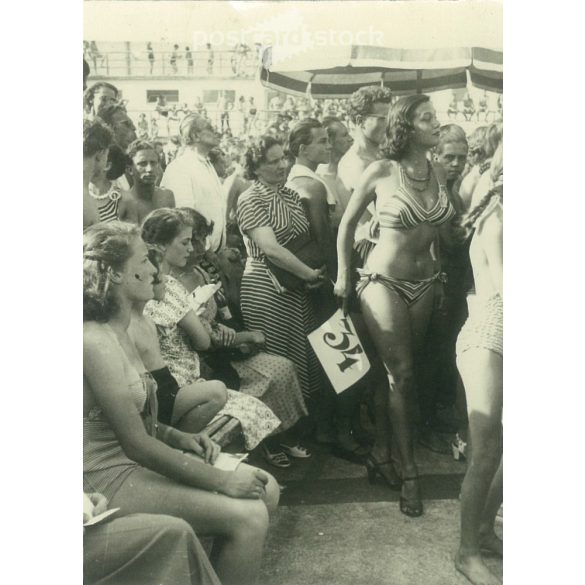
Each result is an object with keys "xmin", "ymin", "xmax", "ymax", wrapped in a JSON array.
[
  {"xmin": 150, "ymin": 366, "xmax": 180, "ymax": 426},
  {"xmin": 356, "ymin": 163, "xmax": 456, "ymax": 306}
]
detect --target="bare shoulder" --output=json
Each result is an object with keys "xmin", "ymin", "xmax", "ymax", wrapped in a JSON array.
[
  {"xmin": 291, "ymin": 176, "xmax": 327, "ymax": 200},
  {"xmin": 83, "ymin": 322, "xmax": 116, "ymax": 353},
  {"xmin": 365, "ymin": 159, "xmax": 393, "ymax": 179},
  {"xmin": 154, "ymin": 187, "xmax": 175, "ymax": 207},
  {"xmin": 432, "ymin": 162, "xmax": 448, "ymax": 185}
]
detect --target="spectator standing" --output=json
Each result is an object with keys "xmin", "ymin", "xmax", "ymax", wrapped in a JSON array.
[
  {"xmin": 147, "ymin": 42, "xmax": 155, "ymax": 74},
  {"xmin": 185, "ymin": 46, "xmax": 194, "ymax": 74},
  {"xmin": 83, "ymin": 119, "xmax": 114, "ymax": 228},
  {"xmin": 207, "ymin": 43, "xmax": 214, "ymax": 74},
  {"xmin": 137, "ymin": 113, "xmax": 149, "ymax": 139},
  {"xmin": 237, "ymin": 136, "xmax": 326, "ymax": 418},
  {"xmin": 161, "ymin": 114, "xmax": 226, "ymax": 252},
  {"xmin": 170, "ymin": 44, "xmax": 180, "ymax": 74},
  {"xmin": 463, "ymin": 92, "xmax": 476, "ymax": 121},
  {"xmin": 317, "ymin": 117, "xmax": 354, "ymax": 229},
  {"xmin": 128, "ymin": 139, "xmax": 176, "ymax": 223},
  {"xmin": 84, "ymin": 81, "xmax": 119, "ymax": 119},
  {"xmin": 338, "ymin": 86, "xmax": 393, "ymax": 266}
]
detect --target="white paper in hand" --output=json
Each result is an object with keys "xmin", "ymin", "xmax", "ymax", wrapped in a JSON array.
[
  {"xmin": 83, "ymin": 508, "xmax": 120, "ymax": 526},
  {"xmin": 189, "ymin": 283, "xmax": 222, "ymax": 315},
  {"xmin": 308, "ymin": 309, "xmax": 370, "ymax": 394}
]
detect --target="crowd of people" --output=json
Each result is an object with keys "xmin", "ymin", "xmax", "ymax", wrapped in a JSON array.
[{"xmin": 83, "ymin": 58, "xmax": 503, "ymax": 585}]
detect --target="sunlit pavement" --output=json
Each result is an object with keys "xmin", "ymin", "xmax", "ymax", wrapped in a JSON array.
[{"xmin": 248, "ymin": 440, "xmax": 503, "ymax": 585}]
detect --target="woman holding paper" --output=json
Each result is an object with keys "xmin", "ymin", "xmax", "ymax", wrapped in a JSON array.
[
  {"xmin": 335, "ymin": 95, "xmax": 455, "ymax": 517},
  {"xmin": 83, "ymin": 221, "xmax": 279, "ymax": 585}
]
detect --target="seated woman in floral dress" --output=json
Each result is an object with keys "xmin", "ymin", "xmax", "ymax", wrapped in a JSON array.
[
  {"xmin": 142, "ymin": 208, "xmax": 310, "ymax": 467},
  {"xmin": 177, "ymin": 207, "xmax": 310, "ymax": 467},
  {"xmin": 129, "ymin": 245, "xmax": 281, "ymax": 449},
  {"xmin": 83, "ymin": 221, "xmax": 279, "ymax": 585}
]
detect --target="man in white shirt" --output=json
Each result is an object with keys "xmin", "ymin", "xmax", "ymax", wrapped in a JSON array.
[{"xmin": 161, "ymin": 114, "xmax": 226, "ymax": 252}]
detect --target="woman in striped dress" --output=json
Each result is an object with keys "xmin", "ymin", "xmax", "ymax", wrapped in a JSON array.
[{"xmin": 237, "ymin": 136, "xmax": 326, "ymax": 419}]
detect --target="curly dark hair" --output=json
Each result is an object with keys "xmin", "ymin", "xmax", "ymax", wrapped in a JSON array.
[
  {"xmin": 83, "ymin": 81, "xmax": 119, "ymax": 113},
  {"xmin": 177, "ymin": 207, "xmax": 214, "ymax": 240},
  {"xmin": 99, "ymin": 103, "xmax": 128, "ymax": 127},
  {"xmin": 243, "ymin": 135, "xmax": 283, "ymax": 181},
  {"xmin": 83, "ymin": 117, "xmax": 114, "ymax": 158},
  {"xmin": 141, "ymin": 208, "xmax": 190, "ymax": 248},
  {"xmin": 381, "ymin": 94, "xmax": 430, "ymax": 161},
  {"xmin": 83, "ymin": 221, "xmax": 141, "ymax": 322},
  {"xmin": 106, "ymin": 144, "xmax": 132, "ymax": 181},
  {"xmin": 348, "ymin": 86, "xmax": 393, "ymax": 124}
]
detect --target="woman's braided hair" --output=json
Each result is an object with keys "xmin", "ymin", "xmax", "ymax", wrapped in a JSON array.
[
  {"xmin": 459, "ymin": 143, "xmax": 503, "ymax": 235},
  {"xmin": 83, "ymin": 221, "xmax": 141, "ymax": 322}
]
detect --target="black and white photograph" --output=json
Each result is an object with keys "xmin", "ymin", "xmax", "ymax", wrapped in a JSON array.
[
  {"xmin": 81, "ymin": 2, "xmax": 504, "ymax": 584},
  {"xmin": 9, "ymin": 1, "xmax": 583, "ymax": 584}
]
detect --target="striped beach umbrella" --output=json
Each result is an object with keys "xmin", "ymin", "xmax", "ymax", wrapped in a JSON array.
[
  {"xmin": 260, "ymin": 45, "xmax": 502, "ymax": 97},
  {"xmin": 470, "ymin": 47, "xmax": 503, "ymax": 93}
]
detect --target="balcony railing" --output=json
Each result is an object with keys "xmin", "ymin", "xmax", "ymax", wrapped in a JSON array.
[{"xmin": 84, "ymin": 49, "xmax": 259, "ymax": 79}]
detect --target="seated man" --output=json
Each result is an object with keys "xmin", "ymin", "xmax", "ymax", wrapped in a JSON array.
[
  {"xmin": 127, "ymin": 139, "xmax": 175, "ymax": 224},
  {"xmin": 84, "ymin": 491, "xmax": 221, "ymax": 585}
]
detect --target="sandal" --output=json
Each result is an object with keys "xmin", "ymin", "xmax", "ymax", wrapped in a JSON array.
[
  {"xmin": 364, "ymin": 455, "xmax": 402, "ymax": 490},
  {"xmin": 400, "ymin": 476, "xmax": 423, "ymax": 518},
  {"xmin": 280, "ymin": 443, "xmax": 312, "ymax": 459},
  {"xmin": 261, "ymin": 445, "xmax": 291, "ymax": 468}
]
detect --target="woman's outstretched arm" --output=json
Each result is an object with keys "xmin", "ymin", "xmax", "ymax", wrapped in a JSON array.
[
  {"xmin": 334, "ymin": 160, "xmax": 386, "ymax": 312},
  {"xmin": 84, "ymin": 326, "xmax": 268, "ymax": 499}
]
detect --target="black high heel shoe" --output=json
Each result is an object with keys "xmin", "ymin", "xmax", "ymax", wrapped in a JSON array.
[
  {"xmin": 364, "ymin": 455, "xmax": 402, "ymax": 490},
  {"xmin": 400, "ymin": 476, "xmax": 423, "ymax": 518}
]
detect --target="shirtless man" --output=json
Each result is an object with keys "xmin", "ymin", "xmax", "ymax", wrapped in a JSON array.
[
  {"xmin": 285, "ymin": 118, "xmax": 336, "ymax": 274},
  {"xmin": 127, "ymin": 139, "xmax": 175, "ymax": 224},
  {"xmin": 83, "ymin": 118, "xmax": 114, "ymax": 228},
  {"xmin": 338, "ymin": 86, "xmax": 392, "ymax": 266}
]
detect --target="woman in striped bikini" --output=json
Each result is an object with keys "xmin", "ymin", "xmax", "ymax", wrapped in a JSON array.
[{"xmin": 335, "ymin": 94, "xmax": 455, "ymax": 517}]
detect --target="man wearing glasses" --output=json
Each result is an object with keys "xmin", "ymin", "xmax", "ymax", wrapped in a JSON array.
[{"xmin": 338, "ymin": 86, "xmax": 392, "ymax": 266}]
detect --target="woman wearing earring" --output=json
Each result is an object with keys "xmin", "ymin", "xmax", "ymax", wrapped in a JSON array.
[
  {"xmin": 335, "ymin": 95, "xmax": 455, "ymax": 517},
  {"xmin": 455, "ymin": 145, "xmax": 503, "ymax": 585},
  {"xmin": 83, "ymin": 221, "xmax": 280, "ymax": 585}
]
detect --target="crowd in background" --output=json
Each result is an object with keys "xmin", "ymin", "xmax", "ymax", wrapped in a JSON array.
[{"xmin": 82, "ymin": 55, "xmax": 503, "ymax": 585}]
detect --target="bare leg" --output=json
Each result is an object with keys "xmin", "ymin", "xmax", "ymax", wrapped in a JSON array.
[
  {"xmin": 109, "ymin": 463, "xmax": 279, "ymax": 585},
  {"xmin": 173, "ymin": 381, "xmax": 228, "ymax": 433},
  {"xmin": 479, "ymin": 456, "xmax": 503, "ymax": 556},
  {"xmin": 360, "ymin": 283, "xmax": 434, "ymax": 514},
  {"xmin": 455, "ymin": 348, "xmax": 503, "ymax": 585}
]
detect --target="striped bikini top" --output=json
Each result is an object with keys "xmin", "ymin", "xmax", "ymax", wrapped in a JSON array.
[
  {"xmin": 89, "ymin": 184, "xmax": 122, "ymax": 223},
  {"xmin": 378, "ymin": 162, "xmax": 456, "ymax": 230}
]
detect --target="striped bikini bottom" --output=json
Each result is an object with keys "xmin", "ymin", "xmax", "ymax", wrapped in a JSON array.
[{"xmin": 356, "ymin": 269, "xmax": 447, "ymax": 307}]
